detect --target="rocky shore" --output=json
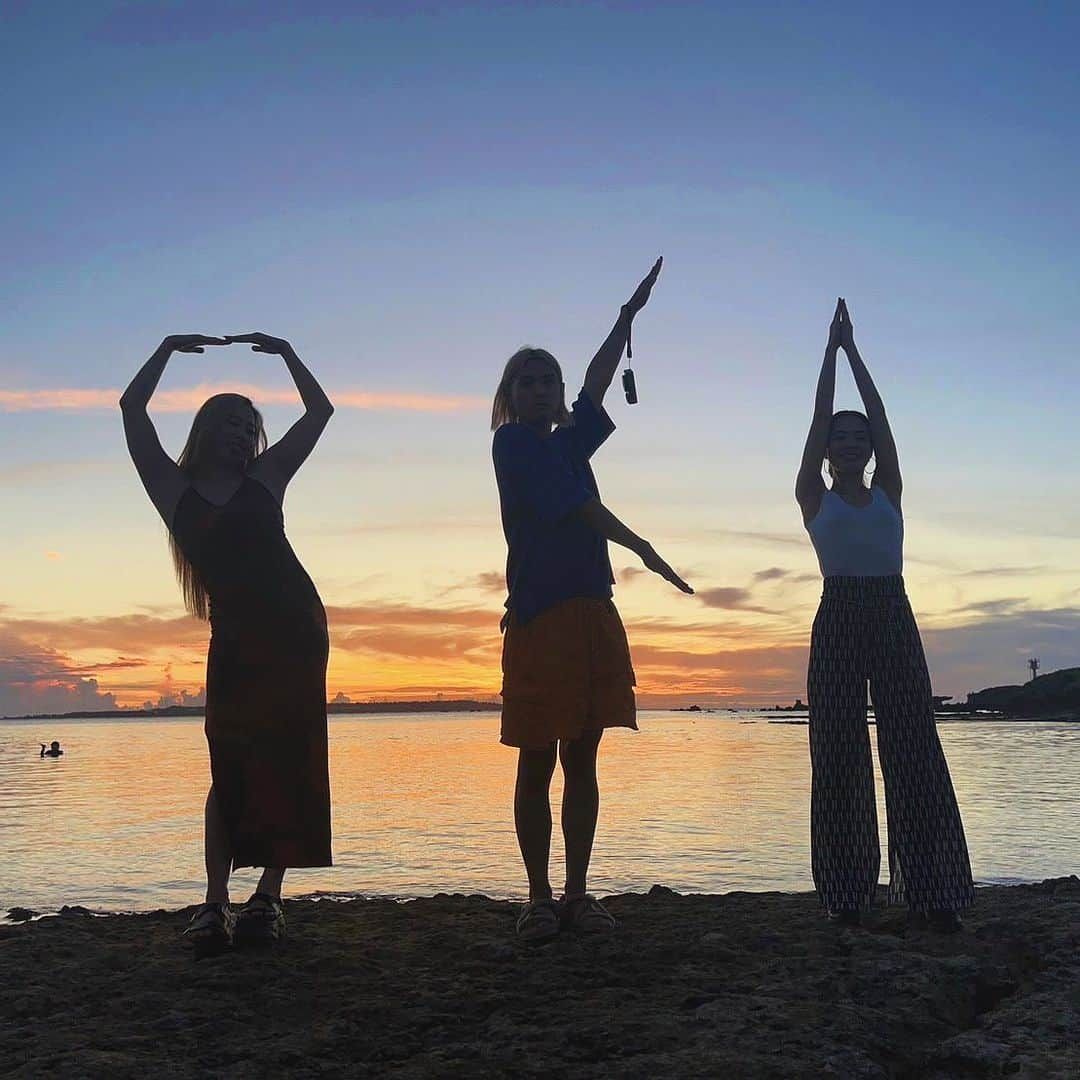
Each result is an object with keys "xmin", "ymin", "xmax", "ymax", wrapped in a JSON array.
[{"xmin": 2, "ymin": 878, "xmax": 1078, "ymax": 1078}]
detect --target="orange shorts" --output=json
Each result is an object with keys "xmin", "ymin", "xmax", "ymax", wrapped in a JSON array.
[{"xmin": 500, "ymin": 596, "xmax": 637, "ymax": 749}]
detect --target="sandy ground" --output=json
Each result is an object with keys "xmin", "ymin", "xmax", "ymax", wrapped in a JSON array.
[{"xmin": 2, "ymin": 877, "xmax": 1078, "ymax": 1078}]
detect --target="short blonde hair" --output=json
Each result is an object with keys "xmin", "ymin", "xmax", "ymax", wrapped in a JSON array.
[{"xmin": 490, "ymin": 347, "xmax": 571, "ymax": 431}]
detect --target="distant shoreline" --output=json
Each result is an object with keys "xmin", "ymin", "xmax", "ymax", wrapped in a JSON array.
[{"xmin": 5, "ymin": 702, "xmax": 1078, "ymax": 722}]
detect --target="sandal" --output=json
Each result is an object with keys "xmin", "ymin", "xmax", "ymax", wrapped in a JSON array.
[
  {"xmin": 515, "ymin": 897, "xmax": 561, "ymax": 943},
  {"xmin": 561, "ymin": 894, "xmax": 616, "ymax": 934},
  {"xmin": 234, "ymin": 891, "xmax": 286, "ymax": 945},
  {"xmin": 182, "ymin": 901, "xmax": 236, "ymax": 952}
]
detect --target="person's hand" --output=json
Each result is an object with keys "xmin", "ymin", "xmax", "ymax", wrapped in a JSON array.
[
  {"xmin": 641, "ymin": 542, "xmax": 694, "ymax": 594},
  {"xmin": 834, "ymin": 297, "xmax": 855, "ymax": 352},
  {"xmin": 827, "ymin": 298, "xmax": 843, "ymax": 351},
  {"xmin": 159, "ymin": 334, "xmax": 228, "ymax": 355},
  {"xmin": 223, "ymin": 332, "xmax": 296, "ymax": 357},
  {"xmin": 624, "ymin": 257, "xmax": 663, "ymax": 317}
]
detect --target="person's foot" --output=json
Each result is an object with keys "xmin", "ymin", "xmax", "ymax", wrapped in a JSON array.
[
  {"xmin": 827, "ymin": 907, "xmax": 861, "ymax": 928},
  {"xmin": 561, "ymin": 894, "xmax": 616, "ymax": 934},
  {"xmin": 515, "ymin": 897, "xmax": 562, "ymax": 943},
  {"xmin": 182, "ymin": 901, "xmax": 235, "ymax": 953},
  {"xmin": 234, "ymin": 892, "xmax": 286, "ymax": 946}
]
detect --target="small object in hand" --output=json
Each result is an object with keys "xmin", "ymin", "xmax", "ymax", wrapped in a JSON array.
[{"xmin": 622, "ymin": 368, "xmax": 637, "ymax": 405}]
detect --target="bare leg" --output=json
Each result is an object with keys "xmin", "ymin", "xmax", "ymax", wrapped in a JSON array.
[
  {"xmin": 256, "ymin": 867, "xmax": 286, "ymax": 899},
  {"xmin": 514, "ymin": 744, "xmax": 558, "ymax": 899},
  {"xmin": 204, "ymin": 786, "xmax": 233, "ymax": 905},
  {"xmin": 560, "ymin": 729, "xmax": 603, "ymax": 898}
]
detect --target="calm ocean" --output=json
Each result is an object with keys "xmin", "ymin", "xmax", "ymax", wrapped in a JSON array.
[{"xmin": 2, "ymin": 711, "xmax": 1076, "ymax": 916}]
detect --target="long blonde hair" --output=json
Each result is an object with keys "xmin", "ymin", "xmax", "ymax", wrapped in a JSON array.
[
  {"xmin": 490, "ymin": 347, "xmax": 571, "ymax": 431},
  {"xmin": 169, "ymin": 393, "xmax": 267, "ymax": 620}
]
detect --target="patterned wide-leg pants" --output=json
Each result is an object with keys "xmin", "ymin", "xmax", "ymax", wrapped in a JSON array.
[{"xmin": 807, "ymin": 575, "xmax": 975, "ymax": 913}]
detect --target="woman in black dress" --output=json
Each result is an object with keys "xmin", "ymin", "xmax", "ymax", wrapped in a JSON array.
[{"xmin": 121, "ymin": 332, "xmax": 334, "ymax": 949}]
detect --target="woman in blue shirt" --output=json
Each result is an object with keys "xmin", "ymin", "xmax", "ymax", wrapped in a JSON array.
[{"xmin": 492, "ymin": 258, "xmax": 693, "ymax": 942}]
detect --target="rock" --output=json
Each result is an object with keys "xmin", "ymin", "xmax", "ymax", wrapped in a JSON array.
[
  {"xmin": 926, "ymin": 1032, "xmax": 1017, "ymax": 1072},
  {"xmin": 467, "ymin": 940, "xmax": 515, "ymax": 962},
  {"xmin": 697, "ymin": 932, "xmax": 738, "ymax": 961},
  {"xmin": 0, "ymin": 882, "xmax": 1076, "ymax": 1076},
  {"xmin": 153, "ymin": 1011, "xmax": 189, "ymax": 1033},
  {"xmin": 647, "ymin": 884, "xmax": 681, "ymax": 898},
  {"xmin": 6, "ymin": 907, "xmax": 38, "ymax": 922}
]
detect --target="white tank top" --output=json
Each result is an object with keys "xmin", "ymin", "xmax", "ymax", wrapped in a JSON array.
[{"xmin": 806, "ymin": 485, "xmax": 903, "ymax": 578}]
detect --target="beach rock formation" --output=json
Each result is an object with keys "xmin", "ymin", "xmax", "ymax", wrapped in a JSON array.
[{"xmin": 1, "ymin": 878, "xmax": 1077, "ymax": 1077}]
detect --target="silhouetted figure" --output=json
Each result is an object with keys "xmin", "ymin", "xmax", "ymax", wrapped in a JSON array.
[
  {"xmin": 491, "ymin": 258, "xmax": 693, "ymax": 942},
  {"xmin": 796, "ymin": 299, "xmax": 973, "ymax": 932},
  {"xmin": 39, "ymin": 741, "xmax": 63, "ymax": 758},
  {"xmin": 121, "ymin": 332, "xmax": 334, "ymax": 951}
]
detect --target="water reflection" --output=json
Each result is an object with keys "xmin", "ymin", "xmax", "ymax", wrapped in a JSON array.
[{"xmin": 1, "ymin": 713, "xmax": 1076, "ymax": 914}]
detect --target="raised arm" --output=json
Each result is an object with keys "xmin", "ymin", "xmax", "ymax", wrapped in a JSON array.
[
  {"xmin": 795, "ymin": 303, "xmax": 840, "ymax": 524},
  {"xmin": 228, "ymin": 333, "xmax": 334, "ymax": 500},
  {"xmin": 835, "ymin": 299, "xmax": 902, "ymax": 505},
  {"xmin": 120, "ymin": 335, "xmax": 226, "ymax": 527},
  {"xmin": 583, "ymin": 257, "xmax": 662, "ymax": 410},
  {"xmin": 575, "ymin": 497, "xmax": 693, "ymax": 594}
]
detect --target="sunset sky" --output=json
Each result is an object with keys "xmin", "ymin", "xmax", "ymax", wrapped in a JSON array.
[{"xmin": 3, "ymin": 1, "xmax": 1079, "ymax": 714}]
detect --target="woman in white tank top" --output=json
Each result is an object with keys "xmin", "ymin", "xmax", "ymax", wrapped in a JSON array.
[{"xmin": 795, "ymin": 299, "xmax": 973, "ymax": 932}]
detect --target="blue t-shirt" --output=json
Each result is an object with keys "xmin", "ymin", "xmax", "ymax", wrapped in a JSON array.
[{"xmin": 492, "ymin": 390, "xmax": 616, "ymax": 625}]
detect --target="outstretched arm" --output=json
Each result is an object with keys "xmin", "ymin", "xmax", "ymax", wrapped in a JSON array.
[
  {"xmin": 576, "ymin": 497, "xmax": 693, "ymax": 594},
  {"xmin": 120, "ymin": 335, "xmax": 226, "ymax": 527},
  {"xmin": 583, "ymin": 257, "xmax": 662, "ymax": 409},
  {"xmin": 228, "ymin": 334, "xmax": 334, "ymax": 499},
  {"xmin": 836, "ymin": 299, "xmax": 902, "ymax": 505},
  {"xmin": 795, "ymin": 303, "xmax": 840, "ymax": 524}
]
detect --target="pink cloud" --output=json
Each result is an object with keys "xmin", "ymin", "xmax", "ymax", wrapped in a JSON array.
[{"xmin": 0, "ymin": 385, "xmax": 484, "ymax": 414}]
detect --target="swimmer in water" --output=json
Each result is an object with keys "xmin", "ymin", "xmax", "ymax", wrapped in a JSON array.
[{"xmin": 40, "ymin": 741, "xmax": 63, "ymax": 758}]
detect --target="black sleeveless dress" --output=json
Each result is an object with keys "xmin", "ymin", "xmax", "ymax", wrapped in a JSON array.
[{"xmin": 172, "ymin": 475, "xmax": 332, "ymax": 869}]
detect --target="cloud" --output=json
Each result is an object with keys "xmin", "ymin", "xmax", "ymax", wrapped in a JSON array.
[
  {"xmin": 440, "ymin": 571, "xmax": 506, "ymax": 597},
  {"xmin": 752, "ymin": 567, "xmax": 789, "ymax": 582},
  {"xmin": 697, "ymin": 587, "xmax": 755, "ymax": 609},
  {"xmin": 0, "ymin": 629, "xmax": 120, "ymax": 716},
  {"xmin": 1, "ymin": 612, "xmax": 204, "ymax": 654},
  {"xmin": 4, "ymin": 592, "xmax": 1077, "ymax": 712},
  {"xmin": 705, "ymin": 528, "xmax": 806, "ymax": 549},
  {"xmin": 958, "ymin": 565, "xmax": 1055, "ymax": 579},
  {"xmin": 696, "ymin": 586, "xmax": 777, "ymax": 616},
  {"xmin": 0, "ymin": 385, "xmax": 484, "ymax": 414},
  {"xmin": 0, "ymin": 613, "xmax": 207, "ymax": 715},
  {"xmin": 327, "ymin": 603, "xmax": 499, "ymax": 662},
  {"xmin": 922, "ymin": 605, "xmax": 1080, "ymax": 689}
]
